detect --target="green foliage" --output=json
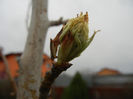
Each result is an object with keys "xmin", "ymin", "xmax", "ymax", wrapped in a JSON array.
[{"xmin": 61, "ymin": 72, "xmax": 89, "ymax": 99}]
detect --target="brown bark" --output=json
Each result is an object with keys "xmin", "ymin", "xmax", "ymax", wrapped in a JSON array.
[{"xmin": 39, "ymin": 63, "xmax": 72, "ymax": 99}]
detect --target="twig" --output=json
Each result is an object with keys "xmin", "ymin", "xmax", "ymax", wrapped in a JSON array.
[
  {"xmin": 25, "ymin": 0, "xmax": 32, "ymax": 32},
  {"xmin": 0, "ymin": 48, "xmax": 17, "ymax": 96},
  {"xmin": 39, "ymin": 63, "xmax": 72, "ymax": 99},
  {"xmin": 49, "ymin": 17, "xmax": 68, "ymax": 27}
]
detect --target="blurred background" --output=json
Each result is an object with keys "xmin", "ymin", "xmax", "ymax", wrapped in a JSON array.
[
  {"xmin": 0, "ymin": 0, "xmax": 133, "ymax": 99},
  {"xmin": 0, "ymin": 0, "xmax": 133, "ymax": 75}
]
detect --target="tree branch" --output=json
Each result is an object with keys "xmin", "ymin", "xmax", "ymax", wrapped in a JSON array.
[
  {"xmin": 25, "ymin": 0, "xmax": 32, "ymax": 32},
  {"xmin": 39, "ymin": 63, "xmax": 72, "ymax": 99},
  {"xmin": 49, "ymin": 17, "xmax": 68, "ymax": 27},
  {"xmin": 0, "ymin": 48, "xmax": 17, "ymax": 96},
  {"xmin": 17, "ymin": 0, "xmax": 49, "ymax": 99}
]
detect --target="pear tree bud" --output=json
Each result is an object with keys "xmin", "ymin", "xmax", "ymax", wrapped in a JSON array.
[{"xmin": 50, "ymin": 12, "xmax": 99, "ymax": 65}]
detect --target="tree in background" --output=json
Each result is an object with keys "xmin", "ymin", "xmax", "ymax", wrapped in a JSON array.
[{"xmin": 62, "ymin": 72, "xmax": 89, "ymax": 99}]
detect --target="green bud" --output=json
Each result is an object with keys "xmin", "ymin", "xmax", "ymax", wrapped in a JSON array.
[{"xmin": 50, "ymin": 12, "xmax": 99, "ymax": 65}]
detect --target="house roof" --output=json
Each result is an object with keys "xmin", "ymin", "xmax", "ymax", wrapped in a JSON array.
[
  {"xmin": 97, "ymin": 68, "xmax": 121, "ymax": 75},
  {"xmin": 92, "ymin": 74, "xmax": 133, "ymax": 87},
  {"xmin": 53, "ymin": 73, "xmax": 133, "ymax": 87},
  {"xmin": 0, "ymin": 53, "xmax": 53, "ymax": 79}
]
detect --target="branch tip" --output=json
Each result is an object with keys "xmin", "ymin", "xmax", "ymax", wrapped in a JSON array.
[{"xmin": 49, "ymin": 17, "xmax": 68, "ymax": 27}]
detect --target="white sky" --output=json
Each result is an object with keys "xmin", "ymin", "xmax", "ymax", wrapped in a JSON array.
[{"xmin": 0, "ymin": 0, "xmax": 133, "ymax": 75}]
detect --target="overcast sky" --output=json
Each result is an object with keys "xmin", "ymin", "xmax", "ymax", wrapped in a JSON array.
[{"xmin": 0, "ymin": 0, "xmax": 133, "ymax": 75}]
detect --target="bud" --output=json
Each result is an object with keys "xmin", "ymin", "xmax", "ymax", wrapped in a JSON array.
[{"xmin": 50, "ymin": 12, "xmax": 99, "ymax": 65}]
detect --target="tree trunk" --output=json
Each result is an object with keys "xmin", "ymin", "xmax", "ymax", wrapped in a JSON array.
[{"xmin": 17, "ymin": 0, "xmax": 49, "ymax": 99}]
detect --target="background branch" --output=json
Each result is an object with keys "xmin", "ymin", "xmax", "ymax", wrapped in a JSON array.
[
  {"xmin": 25, "ymin": 0, "xmax": 32, "ymax": 32},
  {"xmin": 49, "ymin": 17, "xmax": 68, "ymax": 27},
  {"xmin": 0, "ymin": 48, "xmax": 17, "ymax": 96},
  {"xmin": 39, "ymin": 63, "xmax": 72, "ymax": 99}
]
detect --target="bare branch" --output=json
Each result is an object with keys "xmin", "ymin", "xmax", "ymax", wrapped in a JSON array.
[
  {"xmin": 0, "ymin": 48, "xmax": 17, "ymax": 96},
  {"xmin": 39, "ymin": 63, "xmax": 72, "ymax": 99},
  {"xmin": 49, "ymin": 17, "xmax": 68, "ymax": 27},
  {"xmin": 25, "ymin": 0, "xmax": 32, "ymax": 32}
]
